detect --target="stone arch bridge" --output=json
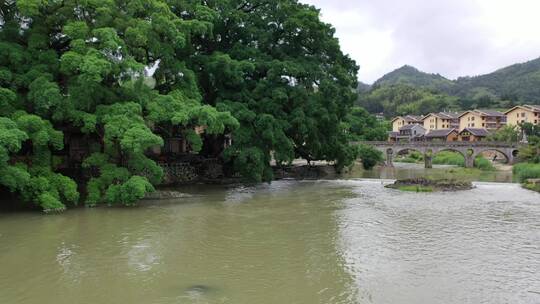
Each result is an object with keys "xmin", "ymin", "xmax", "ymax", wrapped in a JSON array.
[{"xmin": 356, "ymin": 141, "xmax": 524, "ymax": 168}]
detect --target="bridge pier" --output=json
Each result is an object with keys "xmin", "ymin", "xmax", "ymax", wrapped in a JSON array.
[
  {"xmin": 424, "ymin": 154, "xmax": 432, "ymax": 169},
  {"xmin": 507, "ymin": 153, "xmax": 515, "ymax": 165},
  {"xmin": 465, "ymin": 156, "xmax": 475, "ymax": 168},
  {"xmin": 386, "ymin": 149, "xmax": 394, "ymax": 167}
]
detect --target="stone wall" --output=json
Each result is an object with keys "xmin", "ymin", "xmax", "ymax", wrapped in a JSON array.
[{"xmin": 159, "ymin": 158, "xmax": 225, "ymax": 185}]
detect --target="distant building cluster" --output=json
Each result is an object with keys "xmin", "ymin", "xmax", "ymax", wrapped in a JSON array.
[{"xmin": 389, "ymin": 105, "xmax": 540, "ymax": 142}]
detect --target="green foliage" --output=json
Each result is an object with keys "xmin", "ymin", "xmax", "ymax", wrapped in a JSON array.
[
  {"xmin": 519, "ymin": 123, "xmax": 540, "ymax": 163},
  {"xmin": 397, "ymin": 185, "xmax": 433, "ymax": 192},
  {"xmin": 433, "ymin": 151, "xmax": 495, "ymax": 170},
  {"xmin": 433, "ymin": 151, "xmax": 466, "ymax": 166},
  {"xmin": 359, "ymin": 84, "xmax": 459, "ymax": 118},
  {"xmin": 396, "ymin": 151, "xmax": 424, "ymax": 163},
  {"xmin": 0, "ymin": 113, "xmax": 79, "ymax": 211},
  {"xmin": 486, "ymin": 125, "xmax": 520, "ymax": 143},
  {"xmin": 356, "ymin": 144, "xmax": 383, "ymax": 170},
  {"xmin": 374, "ymin": 65, "xmax": 454, "ymax": 93},
  {"xmin": 523, "ymin": 183, "xmax": 540, "ymax": 193},
  {"xmin": 345, "ymin": 107, "xmax": 389, "ymax": 141},
  {"xmin": 454, "ymin": 58, "xmax": 540, "ymax": 103},
  {"xmin": 187, "ymin": 1, "xmax": 358, "ymax": 181},
  {"xmin": 1, "ymin": 0, "xmax": 358, "ymax": 210},
  {"xmin": 105, "ymin": 176, "xmax": 155, "ymax": 206},
  {"xmin": 513, "ymin": 163, "xmax": 540, "ymax": 182},
  {"xmin": 474, "ymin": 157, "xmax": 496, "ymax": 171},
  {"xmin": 521, "ymin": 122, "xmax": 540, "ymax": 138}
]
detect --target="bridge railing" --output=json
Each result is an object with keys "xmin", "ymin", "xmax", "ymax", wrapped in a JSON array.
[{"xmin": 352, "ymin": 141, "xmax": 524, "ymax": 148}]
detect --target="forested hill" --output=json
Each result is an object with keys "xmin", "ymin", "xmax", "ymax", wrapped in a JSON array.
[
  {"xmin": 357, "ymin": 82, "xmax": 372, "ymax": 93},
  {"xmin": 453, "ymin": 57, "xmax": 540, "ymax": 102},
  {"xmin": 368, "ymin": 58, "xmax": 540, "ymax": 104},
  {"xmin": 372, "ymin": 65, "xmax": 454, "ymax": 93}
]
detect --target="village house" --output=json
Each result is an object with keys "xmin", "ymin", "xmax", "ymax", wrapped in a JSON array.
[
  {"xmin": 391, "ymin": 115, "xmax": 424, "ymax": 132},
  {"xmin": 458, "ymin": 110, "xmax": 506, "ymax": 131},
  {"xmin": 459, "ymin": 128, "xmax": 490, "ymax": 142},
  {"xmin": 389, "ymin": 124, "xmax": 426, "ymax": 142},
  {"xmin": 423, "ymin": 112, "xmax": 461, "ymax": 131},
  {"xmin": 424, "ymin": 128, "xmax": 459, "ymax": 142},
  {"xmin": 504, "ymin": 105, "xmax": 540, "ymax": 126}
]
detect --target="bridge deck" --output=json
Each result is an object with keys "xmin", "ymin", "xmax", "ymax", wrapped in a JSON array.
[
  {"xmin": 354, "ymin": 141, "xmax": 524, "ymax": 149},
  {"xmin": 353, "ymin": 141, "xmax": 524, "ymax": 168}
]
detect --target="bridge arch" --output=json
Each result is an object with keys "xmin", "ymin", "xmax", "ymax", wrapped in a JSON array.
[
  {"xmin": 358, "ymin": 141, "xmax": 525, "ymax": 168},
  {"xmin": 432, "ymin": 148, "xmax": 468, "ymax": 160},
  {"xmin": 473, "ymin": 148, "xmax": 511, "ymax": 164},
  {"xmin": 430, "ymin": 148, "xmax": 473, "ymax": 168}
]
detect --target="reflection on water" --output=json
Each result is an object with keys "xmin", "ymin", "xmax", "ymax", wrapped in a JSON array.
[{"xmin": 0, "ymin": 179, "xmax": 539, "ymax": 304}]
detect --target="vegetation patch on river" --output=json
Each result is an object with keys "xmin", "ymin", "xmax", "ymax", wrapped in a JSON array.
[{"xmin": 386, "ymin": 178, "xmax": 474, "ymax": 192}]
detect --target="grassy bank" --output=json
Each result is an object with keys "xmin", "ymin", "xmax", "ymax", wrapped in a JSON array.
[
  {"xmin": 513, "ymin": 163, "xmax": 540, "ymax": 182},
  {"xmin": 513, "ymin": 163, "xmax": 540, "ymax": 193}
]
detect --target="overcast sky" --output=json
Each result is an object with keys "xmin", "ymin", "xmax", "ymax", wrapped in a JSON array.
[{"xmin": 301, "ymin": 0, "xmax": 540, "ymax": 83}]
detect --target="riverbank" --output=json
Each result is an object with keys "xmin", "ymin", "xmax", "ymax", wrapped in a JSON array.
[
  {"xmin": 513, "ymin": 163, "xmax": 540, "ymax": 193},
  {"xmin": 0, "ymin": 160, "xmax": 524, "ymax": 213},
  {"xmin": 524, "ymin": 179, "xmax": 540, "ymax": 193}
]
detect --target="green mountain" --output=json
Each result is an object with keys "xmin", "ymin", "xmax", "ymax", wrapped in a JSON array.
[
  {"xmin": 356, "ymin": 81, "xmax": 372, "ymax": 93},
  {"xmin": 370, "ymin": 58, "xmax": 540, "ymax": 104},
  {"xmin": 453, "ymin": 57, "xmax": 540, "ymax": 102},
  {"xmin": 373, "ymin": 65, "xmax": 454, "ymax": 93}
]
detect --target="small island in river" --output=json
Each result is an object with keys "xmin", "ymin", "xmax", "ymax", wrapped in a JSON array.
[{"xmin": 385, "ymin": 178, "xmax": 474, "ymax": 192}]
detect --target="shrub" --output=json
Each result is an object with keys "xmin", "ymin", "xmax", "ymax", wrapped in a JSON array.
[
  {"xmin": 357, "ymin": 144, "xmax": 383, "ymax": 170},
  {"xmin": 513, "ymin": 163, "xmax": 540, "ymax": 182},
  {"xmin": 433, "ymin": 151, "xmax": 465, "ymax": 166},
  {"xmin": 395, "ymin": 151, "xmax": 424, "ymax": 163},
  {"xmin": 474, "ymin": 156, "xmax": 495, "ymax": 171}
]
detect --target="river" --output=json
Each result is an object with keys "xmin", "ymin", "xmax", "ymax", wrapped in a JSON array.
[{"xmin": 0, "ymin": 165, "xmax": 539, "ymax": 303}]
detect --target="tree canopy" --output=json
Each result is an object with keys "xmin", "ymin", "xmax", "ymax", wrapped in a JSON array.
[{"xmin": 0, "ymin": 0, "xmax": 360, "ymax": 210}]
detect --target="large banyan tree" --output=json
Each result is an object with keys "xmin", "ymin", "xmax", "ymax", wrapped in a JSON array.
[{"xmin": 0, "ymin": 0, "xmax": 358, "ymax": 211}]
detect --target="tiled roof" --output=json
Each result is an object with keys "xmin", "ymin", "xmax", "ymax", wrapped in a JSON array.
[
  {"xmin": 426, "ymin": 112, "xmax": 461, "ymax": 120},
  {"xmin": 504, "ymin": 104, "xmax": 540, "ymax": 114},
  {"xmin": 525, "ymin": 105, "xmax": 540, "ymax": 112},
  {"xmin": 475, "ymin": 109, "xmax": 505, "ymax": 117},
  {"xmin": 460, "ymin": 128, "xmax": 490, "ymax": 137},
  {"xmin": 459, "ymin": 109, "xmax": 505, "ymax": 118},
  {"xmin": 403, "ymin": 115, "xmax": 424, "ymax": 122},
  {"xmin": 440, "ymin": 112, "xmax": 462, "ymax": 119},
  {"xmin": 399, "ymin": 124, "xmax": 424, "ymax": 131},
  {"xmin": 391, "ymin": 115, "xmax": 424, "ymax": 123},
  {"xmin": 425, "ymin": 128, "xmax": 457, "ymax": 138}
]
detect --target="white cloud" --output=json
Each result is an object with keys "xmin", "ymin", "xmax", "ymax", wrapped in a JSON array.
[{"xmin": 302, "ymin": 0, "xmax": 540, "ymax": 83}]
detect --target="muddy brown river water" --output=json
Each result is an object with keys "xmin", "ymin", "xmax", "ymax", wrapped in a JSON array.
[{"xmin": 0, "ymin": 166, "xmax": 539, "ymax": 303}]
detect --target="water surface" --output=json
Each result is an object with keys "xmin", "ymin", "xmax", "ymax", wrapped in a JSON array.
[{"xmin": 0, "ymin": 179, "xmax": 539, "ymax": 303}]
